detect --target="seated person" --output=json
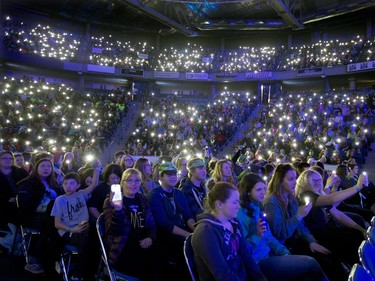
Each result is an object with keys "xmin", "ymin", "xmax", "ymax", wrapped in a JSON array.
[
  {"xmin": 191, "ymin": 182, "xmax": 266, "ymax": 281},
  {"xmin": 237, "ymin": 173, "xmax": 328, "ymax": 281},
  {"xmin": 148, "ymin": 162, "xmax": 195, "ymax": 281},
  {"xmin": 0, "ymin": 151, "xmax": 29, "ymax": 229},
  {"xmin": 103, "ymin": 168, "xmax": 163, "ymax": 281},
  {"xmin": 296, "ymin": 169, "xmax": 366, "ymax": 266},
  {"xmin": 51, "ymin": 164, "xmax": 100, "ymax": 281},
  {"xmin": 179, "ymin": 157, "xmax": 207, "ymax": 219},
  {"xmin": 17, "ymin": 158, "xmax": 61, "ymax": 274}
]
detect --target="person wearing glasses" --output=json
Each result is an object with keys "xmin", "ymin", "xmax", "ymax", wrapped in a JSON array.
[
  {"xmin": 119, "ymin": 154, "xmax": 134, "ymax": 171},
  {"xmin": 295, "ymin": 169, "xmax": 366, "ymax": 266},
  {"xmin": 103, "ymin": 168, "xmax": 162, "ymax": 281},
  {"xmin": 263, "ymin": 163, "xmax": 351, "ymax": 281},
  {"xmin": 148, "ymin": 162, "xmax": 195, "ymax": 281}
]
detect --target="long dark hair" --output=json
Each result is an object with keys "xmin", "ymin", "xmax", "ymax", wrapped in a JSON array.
[
  {"xmin": 17, "ymin": 158, "xmax": 58, "ymax": 189},
  {"xmin": 266, "ymin": 163, "xmax": 297, "ymax": 212},
  {"xmin": 239, "ymin": 173, "xmax": 265, "ymax": 217}
]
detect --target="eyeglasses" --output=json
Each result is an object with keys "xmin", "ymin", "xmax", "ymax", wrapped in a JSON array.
[{"xmin": 125, "ymin": 179, "xmax": 141, "ymax": 184}]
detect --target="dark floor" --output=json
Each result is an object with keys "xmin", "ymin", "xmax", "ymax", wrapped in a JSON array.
[{"xmin": 0, "ymin": 254, "xmax": 53, "ymax": 281}]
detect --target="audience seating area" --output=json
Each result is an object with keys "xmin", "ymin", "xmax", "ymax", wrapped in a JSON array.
[
  {"xmin": 238, "ymin": 90, "xmax": 375, "ymax": 166},
  {"xmin": 0, "ymin": 76, "xmax": 131, "ymax": 163},
  {"xmin": 3, "ymin": 16, "xmax": 375, "ymax": 73}
]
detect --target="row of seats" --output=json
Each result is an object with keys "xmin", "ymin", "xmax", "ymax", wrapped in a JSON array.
[{"xmin": 349, "ymin": 216, "xmax": 375, "ymax": 281}]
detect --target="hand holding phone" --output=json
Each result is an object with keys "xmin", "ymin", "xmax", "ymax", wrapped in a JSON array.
[
  {"xmin": 304, "ymin": 196, "xmax": 310, "ymax": 205},
  {"xmin": 111, "ymin": 184, "xmax": 123, "ymax": 210},
  {"xmin": 111, "ymin": 184, "xmax": 122, "ymax": 201}
]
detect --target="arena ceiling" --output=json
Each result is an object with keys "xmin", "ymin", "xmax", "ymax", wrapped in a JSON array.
[{"xmin": 4, "ymin": 0, "xmax": 375, "ymax": 36}]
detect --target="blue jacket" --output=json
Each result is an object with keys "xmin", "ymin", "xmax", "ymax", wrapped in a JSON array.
[
  {"xmin": 179, "ymin": 178, "xmax": 207, "ymax": 219},
  {"xmin": 191, "ymin": 212, "xmax": 266, "ymax": 281},
  {"xmin": 263, "ymin": 195, "xmax": 316, "ymax": 245},
  {"xmin": 237, "ymin": 202, "xmax": 289, "ymax": 263},
  {"xmin": 148, "ymin": 186, "xmax": 193, "ymax": 235}
]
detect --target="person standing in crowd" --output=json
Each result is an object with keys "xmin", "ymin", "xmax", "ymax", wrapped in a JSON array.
[
  {"xmin": 103, "ymin": 168, "xmax": 163, "ymax": 281},
  {"xmin": 192, "ymin": 182, "xmax": 267, "ymax": 281},
  {"xmin": 237, "ymin": 173, "xmax": 328, "ymax": 281},
  {"xmin": 179, "ymin": 157, "xmax": 208, "ymax": 219},
  {"xmin": 134, "ymin": 157, "xmax": 157, "ymax": 195},
  {"xmin": 148, "ymin": 162, "xmax": 195, "ymax": 281},
  {"xmin": 263, "ymin": 163, "xmax": 348, "ymax": 281},
  {"xmin": 296, "ymin": 169, "xmax": 366, "ymax": 266}
]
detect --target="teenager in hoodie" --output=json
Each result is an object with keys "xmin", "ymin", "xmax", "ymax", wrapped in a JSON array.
[{"xmin": 191, "ymin": 182, "xmax": 267, "ymax": 281}]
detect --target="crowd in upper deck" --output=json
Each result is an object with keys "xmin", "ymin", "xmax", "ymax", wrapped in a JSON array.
[{"xmin": 3, "ymin": 16, "xmax": 374, "ymax": 73}]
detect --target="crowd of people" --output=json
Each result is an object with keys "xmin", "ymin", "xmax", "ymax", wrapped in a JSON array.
[
  {"xmin": 3, "ymin": 16, "xmax": 81, "ymax": 61},
  {"xmin": 3, "ymin": 16, "xmax": 375, "ymax": 72},
  {"xmin": 125, "ymin": 91, "xmax": 256, "ymax": 157},
  {"xmin": 239, "ymin": 89, "xmax": 375, "ymax": 169},
  {"xmin": 2, "ymin": 13, "xmax": 375, "ymax": 281},
  {"xmin": 0, "ymin": 76, "xmax": 131, "ymax": 160},
  {"xmin": 1, "ymin": 135, "xmax": 374, "ymax": 280},
  {"xmin": 89, "ymin": 35, "xmax": 154, "ymax": 69},
  {"xmin": 281, "ymin": 37, "xmax": 364, "ymax": 70}
]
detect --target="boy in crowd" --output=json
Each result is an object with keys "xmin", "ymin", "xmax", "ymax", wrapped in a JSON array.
[
  {"xmin": 51, "ymin": 163, "xmax": 100, "ymax": 281},
  {"xmin": 148, "ymin": 162, "xmax": 195, "ymax": 281},
  {"xmin": 179, "ymin": 157, "xmax": 207, "ymax": 219}
]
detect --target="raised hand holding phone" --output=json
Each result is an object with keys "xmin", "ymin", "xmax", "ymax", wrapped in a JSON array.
[{"xmin": 111, "ymin": 184, "xmax": 123, "ymax": 210}]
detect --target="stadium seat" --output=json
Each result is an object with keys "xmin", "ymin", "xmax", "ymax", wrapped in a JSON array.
[
  {"xmin": 359, "ymin": 240, "xmax": 375, "ymax": 278},
  {"xmin": 348, "ymin": 263, "xmax": 374, "ymax": 281},
  {"xmin": 183, "ymin": 234, "xmax": 199, "ymax": 281},
  {"xmin": 96, "ymin": 213, "xmax": 141, "ymax": 281},
  {"xmin": 368, "ymin": 226, "xmax": 375, "ymax": 245},
  {"xmin": 59, "ymin": 244, "xmax": 79, "ymax": 281}
]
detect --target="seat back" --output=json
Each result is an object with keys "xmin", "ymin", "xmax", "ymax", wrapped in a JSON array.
[
  {"xmin": 15, "ymin": 194, "xmax": 40, "ymax": 264},
  {"xmin": 183, "ymin": 234, "xmax": 199, "ymax": 281},
  {"xmin": 348, "ymin": 263, "xmax": 374, "ymax": 281},
  {"xmin": 368, "ymin": 226, "xmax": 375, "ymax": 246},
  {"xmin": 96, "ymin": 213, "xmax": 116, "ymax": 281},
  {"xmin": 359, "ymin": 240, "xmax": 375, "ymax": 279},
  {"xmin": 96, "ymin": 213, "xmax": 141, "ymax": 281}
]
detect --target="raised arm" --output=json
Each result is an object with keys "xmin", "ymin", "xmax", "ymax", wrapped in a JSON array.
[{"xmin": 316, "ymin": 174, "xmax": 367, "ymax": 206}]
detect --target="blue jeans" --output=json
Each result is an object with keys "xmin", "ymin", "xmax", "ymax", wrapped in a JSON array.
[{"xmin": 258, "ymin": 255, "xmax": 329, "ymax": 281}]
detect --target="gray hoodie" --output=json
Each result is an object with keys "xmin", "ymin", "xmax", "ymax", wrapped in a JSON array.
[{"xmin": 191, "ymin": 212, "xmax": 267, "ymax": 281}]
